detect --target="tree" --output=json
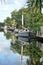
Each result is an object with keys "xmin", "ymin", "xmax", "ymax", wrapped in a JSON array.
[
  {"xmin": 4, "ymin": 17, "xmax": 17, "ymax": 27},
  {"xmin": 26, "ymin": 0, "xmax": 43, "ymax": 65},
  {"xmin": 27, "ymin": 0, "xmax": 42, "ymax": 13},
  {"xmin": 26, "ymin": 9, "xmax": 43, "ymax": 32},
  {"xmin": 4, "ymin": 17, "xmax": 11, "ymax": 26},
  {"xmin": 11, "ymin": 8, "xmax": 29, "ymax": 28},
  {"xmin": 11, "ymin": 10, "xmax": 22, "ymax": 28},
  {"xmin": 0, "ymin": 22, "xmax": 4, "ymax": 27}
]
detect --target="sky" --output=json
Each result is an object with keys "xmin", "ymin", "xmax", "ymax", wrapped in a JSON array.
[
  {"xmin": 0, "ymin": 0, "xmax": 43, "ymax": 23},
  {"xmin": 0, "ymin": 0, "xmax": 26, "ymax": 22}
]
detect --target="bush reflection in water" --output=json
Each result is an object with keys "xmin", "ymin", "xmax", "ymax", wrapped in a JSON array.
[
  {"xmin": 4, "ymin": 31, "xmax": 29, "ymax": 65},
  {"xmin": 4, "ymin": 31, "xmax": 43, "ymax": 65}
]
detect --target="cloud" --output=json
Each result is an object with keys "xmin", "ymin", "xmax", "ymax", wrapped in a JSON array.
[{"xmin": 0, "ymin": 0, "xmax": 26, "ymax": 22}]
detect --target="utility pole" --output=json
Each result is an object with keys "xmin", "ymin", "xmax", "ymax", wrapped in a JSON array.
[
  {"xmin": 22, "ymin": 12, "xmax": 24, "ymax": 29},
  {"xmin": 21, "ymin": 2, "xmax": 27, "ymax": 29}
]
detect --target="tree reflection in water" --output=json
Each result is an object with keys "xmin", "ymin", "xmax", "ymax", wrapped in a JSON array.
[
  {"xmin": 10, "ymin": 40, "xmax": 30, "ymax": 65},
  {"xmin": 4, "ymin": 31, "xmax": 29, "ymax": 65},
  {"xmin": 10, "ymin": 39, "xmax": 43, "ymax": 65},
  {"xmin": 4, "ymin": 30, "xmax": 43, "ymax": 65}
]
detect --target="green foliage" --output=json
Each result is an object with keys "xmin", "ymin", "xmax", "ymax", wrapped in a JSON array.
[
  {"xmin": 4, "ymin": 32, "xmax": 11, "ymax": 39},
  {"xmin": 26, "ymin": 0, "xmax": 43, "ymax": 65},
  {"xmin": 11, "ymin": 10, "xmax": 22, "ymax": 28},
  {"xmin": 4, "ymin": 17, "xmax": 11, "ymax": 26},
  {"xmin": 0, "ymin": 22, "xmax": 4, "ymax": 27},
  {"xmin": 3, "ymin": 1, "xmax": 43, "ymax": 65},
  {"xmin": 11, "ymin": 8, "xmax": 29, "ymax": 28},
  {"xmin": 11, "ymin": 40, "xmax": 21, "ymax": 53},
  {"xmin": 27, "ymin": 0, "xmax": 42, "ymax": 13},
  {"xmin": 4, "ymin": 17, "xmax": 17, "ymax": 27},
  {"xmin": 26, "ymin": 9, "xmax": 43, "ymax": 32}
]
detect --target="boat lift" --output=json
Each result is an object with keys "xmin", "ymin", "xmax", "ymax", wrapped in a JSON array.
[{"xmin": 18, "ymin": 30, "xmax": 43, "ymax": 43}]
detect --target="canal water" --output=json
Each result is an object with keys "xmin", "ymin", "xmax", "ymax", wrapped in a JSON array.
[{"xmin": 0, "ymin": 31, "xmax": 28, "ymax": 65}]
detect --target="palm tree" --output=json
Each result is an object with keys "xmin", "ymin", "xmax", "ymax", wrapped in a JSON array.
[
  {"xmin": 27, "ymin": 0, "xmax": 42, "ymax": 13},
  {"xmin": 26, "ymin": 0, "xmax": 43, "ymax": 65}
]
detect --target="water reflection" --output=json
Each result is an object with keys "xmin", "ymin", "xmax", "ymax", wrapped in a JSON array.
[{"xmin": 0, "ymin": 31, "xmax": 28, "ymax": 65}]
